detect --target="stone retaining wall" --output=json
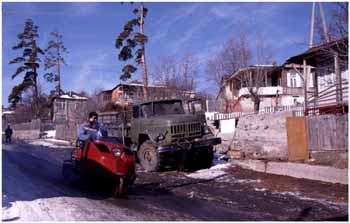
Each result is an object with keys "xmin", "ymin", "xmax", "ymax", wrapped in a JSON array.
[{"xmin": 232, "ymin": 112, "xmax": 291, "ymax": 160}]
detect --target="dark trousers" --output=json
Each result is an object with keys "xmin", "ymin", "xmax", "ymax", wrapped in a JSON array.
[{"xmin": 5, "ymin": 136, "xmax": 11, "ymax": 144}]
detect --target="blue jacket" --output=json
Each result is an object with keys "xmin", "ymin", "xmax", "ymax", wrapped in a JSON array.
[{"xmin": 78, "ymin": 121, "xmax": 101, "ymax": 141}]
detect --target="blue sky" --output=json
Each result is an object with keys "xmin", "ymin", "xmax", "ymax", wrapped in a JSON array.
[{"xmin": 1, "ymin": 2, "xmax": 341, "ymax": 106}]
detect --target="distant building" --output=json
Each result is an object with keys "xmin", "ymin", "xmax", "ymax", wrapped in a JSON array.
[
  {"xmin": 100, "ymin": 81, "xmax": 196, "ymax": 106},
  {"xmin": 217, "ymin": 64, "xmax": 309, "ymax": 112},
  {"xmin": 52, "ymin": 91, "xmax": 88, "ymax": 124}
]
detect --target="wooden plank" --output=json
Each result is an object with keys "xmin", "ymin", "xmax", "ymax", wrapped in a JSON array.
[{"xmin": 286, "ymin": 116, "xmax": 309, "ymax": 161}]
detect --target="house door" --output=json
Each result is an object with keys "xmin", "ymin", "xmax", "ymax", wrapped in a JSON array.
[{"xmin": 286, "ymin": 116, "xmax": 309, "ymax": 161}]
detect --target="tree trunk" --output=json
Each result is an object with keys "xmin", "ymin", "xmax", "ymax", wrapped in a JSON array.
[
  {"xmin": 32, "ymin": 40, "xmax": 40, "ymax": 119},
  {"xmin": 57, "ymin": 45, "xmax": 62, "ymax": 95},
  {"xmin": 33, "ymin": 66, "xmax": 40, "ymax": 119},
  {"xmin": 253, "ymin": 95, "xmax": 260, "ymax": 113},
  {"xmin": 140, "ymin": 3, "xmax": 149, "ymax": 100}
]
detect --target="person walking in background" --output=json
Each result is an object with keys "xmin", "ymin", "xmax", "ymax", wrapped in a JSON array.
[{"xmin": 5, "ymin": 125, "xmax": 13, "ymax": 144}]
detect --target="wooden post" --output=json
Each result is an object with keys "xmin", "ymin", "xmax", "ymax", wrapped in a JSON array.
[
  {"xmin": 335, "ymin": 54, "xmax": 342, "ymax": 104},
  {"xmin": 303, "ymin": 59, "xmax": 308, "ymax": 115},
  {"xmin": 312, "ymin": 66, "xmax": 318, "ymax": 109}
]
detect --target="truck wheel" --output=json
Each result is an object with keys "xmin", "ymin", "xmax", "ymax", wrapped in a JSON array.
[
  {"xmin": 198, "ymin": 147, "xmax": 214, "ymax": 169},
  {"xmin": 138, "ymin": 140, "xmax": 159, "ymax": 172}
]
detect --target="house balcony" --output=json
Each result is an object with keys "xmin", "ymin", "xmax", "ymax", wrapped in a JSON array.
[{"xmin": 238, "ymin": 86, "xmax": 283, "ymax": 97}]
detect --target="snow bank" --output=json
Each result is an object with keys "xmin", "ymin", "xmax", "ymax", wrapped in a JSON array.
[
  {"xmin": 185, "ymin": 163, "xmax": 231, "ymax": 180},
  {"xmin": 2, "ymin": 111, "xmax": 14, "ymax": 115},
  {"xmin": 2, "ymin": 196, "xmax": 143, "ymax": 221},
  {"xmin": 27, "ymin": 139, "xmax": 71, "ymax": 149}
]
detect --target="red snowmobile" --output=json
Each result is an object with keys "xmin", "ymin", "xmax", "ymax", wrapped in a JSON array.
[{"xmin": 62, "ymin": 129, "xmax": 136, "ymax": 197}]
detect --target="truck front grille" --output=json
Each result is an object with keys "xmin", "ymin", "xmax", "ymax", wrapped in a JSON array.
[{"xmin": 170, "ymin": 122, "xmax": 201, "ymax": 140}]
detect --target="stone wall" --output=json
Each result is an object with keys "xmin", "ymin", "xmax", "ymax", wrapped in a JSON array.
[{"xmin": 232, "ymin": 112, "xmax": 291, "ymax": 160}]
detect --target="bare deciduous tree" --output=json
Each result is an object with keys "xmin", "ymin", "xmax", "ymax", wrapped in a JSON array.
[
  {"xmin": 238, "ymin": 33, "xmax": 274, "ymax": 112},
  {"xmin": 152, "ymin": 53, "xmax": 199, "ymax": 100},
  {"xmin": 208, "ymin": 30, "xmax": 274, "ymax": 112},
  {"xmin": 206, "ymin": 37, "xmax": 249, "ymax": 90}
]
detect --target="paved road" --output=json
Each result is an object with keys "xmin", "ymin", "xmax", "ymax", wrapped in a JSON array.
[{"xmin": 2, "ymin": 140, "xmax": 348, "ymax": 221}]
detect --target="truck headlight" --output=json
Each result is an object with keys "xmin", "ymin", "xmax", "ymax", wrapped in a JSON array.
[{"xmin": 113, "ymin": 148, "xmax": 121, "ymax": 157}]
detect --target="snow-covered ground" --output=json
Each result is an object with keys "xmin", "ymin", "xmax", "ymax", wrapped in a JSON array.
[
  {"xmin": 2, "ymin": 196, "xmax": 142, "ymax": 221},
  {"xmin": 185, "ymin": 163, "xmax": 231, "ymax": 180},
  {"xmin": 27, "ymin": 138, "xmax": 71, "ymax": 149}
]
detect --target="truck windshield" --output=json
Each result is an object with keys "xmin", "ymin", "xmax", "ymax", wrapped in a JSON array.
[{"xmin": 154, "ymin": 101, "xmax": 185, "ymax": 116}]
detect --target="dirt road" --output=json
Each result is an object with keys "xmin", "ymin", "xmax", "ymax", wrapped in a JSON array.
[{"xmin": 2, "ymin": 140, "xmax": 348, "ymax": 221}]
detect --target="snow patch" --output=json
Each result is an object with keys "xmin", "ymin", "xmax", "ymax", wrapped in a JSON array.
[
  {"xmin": 2, "ymin": 111, "xmax": 15, "ymax": 115},
  {"xmin": 185, "ymin": 163, "xmax": 231, "ymax": 180},
  {"xmin": 59, "ymin": 94, "xmax": 88, "ymax": 100},
  {"xmin": 254, "ymin": 188, "xmax": 268, "ymax": 192},
  {"xmin": 235, "ymin": 179, "xmax": 262, "ymax": 184},
  {"xmin": 2, "ymin": 202, "xmax": 20, "ymax": 221},
  {"xmin": 27, "ymin": 139, "xmax": 71, "ymax": 149},
  {"xmin": 43, "ymin": 130, "xmax": 56, "ymax": 138},
  {"xmin": 271, "ymin": 191, "xmax": 348, "ymax": 211}
]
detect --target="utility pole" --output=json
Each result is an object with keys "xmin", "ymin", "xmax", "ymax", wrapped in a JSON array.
[
  {"xmin": 309, "ymin": 2, "xmax": 330, "ymax": 48},
  {"xmin": 139, "ymin": 2, "xmax": 149, "ymax": 100},
  {"xmin": 309, "ymin": 2, "xmax": 316, "ymax": 48},
  {"xmin": 319, "ymin": 2, "xmax": 330, "ymax": 43}
]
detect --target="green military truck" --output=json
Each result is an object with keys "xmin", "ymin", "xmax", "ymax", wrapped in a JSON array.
[{"xmin": 126, "ymin": 98, "xmax": 221, "ymax": 172}]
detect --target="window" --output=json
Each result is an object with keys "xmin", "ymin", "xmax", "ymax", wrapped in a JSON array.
[
  {"xmin": 154, "ymin": 101, "xmax": 185, "ymax": 116},
  {"xmin": 290, "ymin": 73, "xmax": 297, "ymax": 88},
  {"xmin": 56, "ymin": 101, "xmax": 65, "ymax": 110}
]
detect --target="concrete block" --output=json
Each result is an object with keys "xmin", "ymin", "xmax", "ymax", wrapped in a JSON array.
[{"xmin": 220, "ymin": 119, "xmax": 236, "ymax": 134}]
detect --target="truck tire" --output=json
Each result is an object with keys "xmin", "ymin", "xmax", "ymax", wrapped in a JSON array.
[
  {"xmin": 138, "ymin": 140, "xmax": 160, "ymax": 172},
  {"xmin": 202, "ymin": 147, "xmax": 214, "ymax": 168}
]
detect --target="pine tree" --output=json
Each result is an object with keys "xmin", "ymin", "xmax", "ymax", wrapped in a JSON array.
[
  {"xmin": 44, "ymin": 31, "xmax": 69, "ymax": 95},
  {"xmin": 9, "ymin": 19, "xmax": 44, "ymax": 117},
  {"xmin": 115, "ymin": 3, "xmax": 149, "ymax": 99}
]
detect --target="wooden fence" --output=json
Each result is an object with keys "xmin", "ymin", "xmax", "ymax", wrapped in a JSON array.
[
  {"xmin": 56, "ymin": 123, "xmax": 79, "ymax": 142},
  {"xmin": 307, "ymin": 114, "xmax": 348, "ymax": 151}
]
